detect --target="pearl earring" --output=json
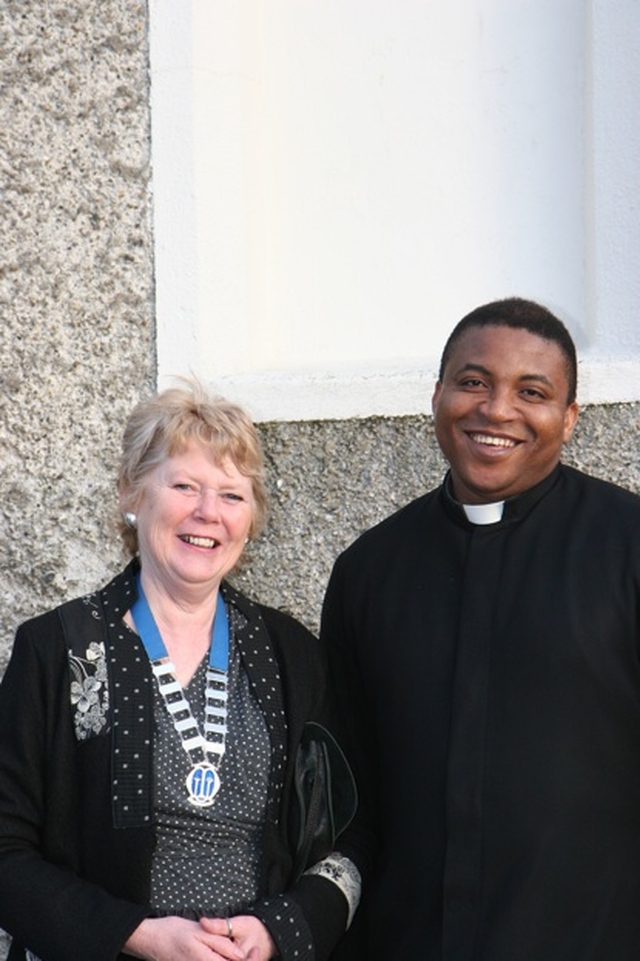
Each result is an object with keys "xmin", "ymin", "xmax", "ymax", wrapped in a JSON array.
[{"xmin": 124, "ymin": 512, "xmax": 138, "ymax": 529}]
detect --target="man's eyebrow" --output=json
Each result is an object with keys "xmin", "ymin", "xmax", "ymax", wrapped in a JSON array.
[
  {"xmin": 452, "ymin": 362, "xmax": 492, "ymax": 377},
  {"xmin": 518, "ymin": 373, "xmax": 554, "ymax": 388},
  {"xmin": 456, "ymin": 362, "xmax": 491, "ymax": 376}
]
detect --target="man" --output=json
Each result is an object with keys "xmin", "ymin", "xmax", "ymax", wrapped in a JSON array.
[{"xmin": 322, "ymin": 297, "xmax": 640, "ymax": 960}]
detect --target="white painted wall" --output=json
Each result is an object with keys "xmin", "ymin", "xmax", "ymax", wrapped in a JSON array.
[{"xmin": 149, "ymin": 0, "xmax": 640, "ymax": 420}]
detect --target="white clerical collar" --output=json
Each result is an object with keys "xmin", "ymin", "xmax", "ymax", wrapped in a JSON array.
[{"xmin": 462, "ymin": 501, "xmax": 505, "ymax": 525}]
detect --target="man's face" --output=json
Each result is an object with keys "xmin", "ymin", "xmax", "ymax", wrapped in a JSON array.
[{"xmin": 431, "ymin": 324, "xmax": 579, "ymax": 504}]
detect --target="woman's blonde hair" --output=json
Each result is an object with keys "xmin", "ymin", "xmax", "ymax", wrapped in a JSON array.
[{"xmin": 117, "ymin": 379, "xmax": 267, "ymax": 557}]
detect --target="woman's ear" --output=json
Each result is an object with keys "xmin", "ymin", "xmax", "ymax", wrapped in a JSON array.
[{"xmin": 118, "ymin": 484, "xmax": 137, "ymax": 516}]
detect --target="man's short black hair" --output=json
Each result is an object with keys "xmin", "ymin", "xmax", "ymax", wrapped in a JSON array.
[{"xmin": 438, "ymin": 297, "xmax": 578, "ymax": 404}]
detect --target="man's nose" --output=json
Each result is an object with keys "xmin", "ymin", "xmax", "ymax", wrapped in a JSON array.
[{"xmin": 480, "ymin": 388, "xmax": 516, "ymax": 420}]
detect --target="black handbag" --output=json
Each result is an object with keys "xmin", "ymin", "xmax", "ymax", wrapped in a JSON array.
[{"xmin": 290, "ymin": 721, "xmax": 358, "ymax": 879}]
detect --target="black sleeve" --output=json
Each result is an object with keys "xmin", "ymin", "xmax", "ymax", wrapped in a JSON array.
[
  {"xmin": 252, "ymin": 873, "xmax": 348, "ymax": 961},
  {"xmin": 320, "ymin": 554, "xmax": 380, "ymax": 854},
  {"xmin": 0, "ymin": 621, "xmax": 148, "ymax": 961},
  {"xmin": 254, "ymin": 599, "xmax": 375, "ymax": 961}
]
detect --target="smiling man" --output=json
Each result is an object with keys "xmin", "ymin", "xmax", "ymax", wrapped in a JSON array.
[{"xmin": 322, "ymin": 298, "xmax": 640, "ymax": 961}]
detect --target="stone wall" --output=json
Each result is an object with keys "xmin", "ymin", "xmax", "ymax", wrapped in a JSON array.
[
  {"xmin": 0, "ymin": 0, "xmax": 155, "ymax": 672},
  {"xmin": 0, "ymin": 3, "xmax": 153, "ymax": 953},
  {"xmin": 0, "ymin": 0, "xmax": 639, "ymax": 957}
]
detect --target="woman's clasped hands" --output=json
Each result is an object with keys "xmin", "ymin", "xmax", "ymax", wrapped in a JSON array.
[
  {"xmin": 124, "ymin": 914, "xmax": 276, "ymax": 961},
  {"xmin": 201, "ymin": 915, "xmax": 276, "ymax": 960}
]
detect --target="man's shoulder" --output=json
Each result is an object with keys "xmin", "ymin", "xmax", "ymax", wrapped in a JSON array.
[
  {"xmin": 557, "ymin": 465, "xmax": 640, "ymax": 552},
  {"xmin": 340, "ymin": 486, "xmax": 441, "ymax": 558},
  {"xmin": 561, "ymin": 463, "xmax": 640, "ymax": 512}
]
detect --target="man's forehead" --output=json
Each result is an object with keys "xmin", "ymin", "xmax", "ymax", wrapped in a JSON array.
[{"xmin": 446, "ymin": 324, "xmax": 566, "ymax": 363}]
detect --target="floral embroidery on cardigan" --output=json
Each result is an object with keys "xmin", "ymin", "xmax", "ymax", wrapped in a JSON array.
[{"xmin": 69, "ymin": 639, "xmax": 109, "ymax": 739}]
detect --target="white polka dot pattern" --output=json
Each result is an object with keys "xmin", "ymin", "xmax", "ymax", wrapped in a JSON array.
[
  {"xmin": 67, "ymin": 565, "xmax": 333, "ymax": 960},
  {"xmin": 148, "ymin": 610, "xmax": 272, "ymax": 917}
]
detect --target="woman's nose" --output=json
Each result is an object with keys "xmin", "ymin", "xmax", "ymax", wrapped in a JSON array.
[{"xmin": 194, "ymin": 489, "xmax": 221, "ymax": 520}]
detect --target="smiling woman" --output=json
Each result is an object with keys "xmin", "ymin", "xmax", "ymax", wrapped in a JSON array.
[
  {"xmin": 122, "ymin": 446, "xmax": 256, "ymax": 672},
  {"xmin": 117, "ymin": 382, "xmax": 268, "ymax": 555},
  {"xmin": 0, "ymin": 380, "xmax": 368, "ymax": 961}
]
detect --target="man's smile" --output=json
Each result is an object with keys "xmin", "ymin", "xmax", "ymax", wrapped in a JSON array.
[{"xmin": 467, "ymin": 432, "xmax": 520, "ymax": 449}]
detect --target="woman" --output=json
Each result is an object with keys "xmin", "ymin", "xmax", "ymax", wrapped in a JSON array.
[{"xmin": 0, "ymin": 382, "xmax": 365, "ymax": 961}]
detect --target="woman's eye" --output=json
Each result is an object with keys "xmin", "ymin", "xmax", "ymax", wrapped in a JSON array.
[
  {"xmin": 174, "ymin": 483, "xmax": 197, "ymax": 493},
  {"xmin": 222, "ymin": 492, "xmax": 243, "ymax": 502}
]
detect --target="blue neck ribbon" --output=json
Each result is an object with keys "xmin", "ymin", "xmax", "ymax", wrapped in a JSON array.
[{"xmin": 131, "ymin": 572, "xmax": 229, "ymax": 671}]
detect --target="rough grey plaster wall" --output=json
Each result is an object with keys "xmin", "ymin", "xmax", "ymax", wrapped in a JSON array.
[
  {"xmin": 0, "ymin": 0, "xmax": 155, "ymax": 660},
  {"xmin": 0, "ymin": 0, "xmax": 154, "ymax": 950},
  {"xmin": 235, "ymin": 402, "xmax": 640, "ymax": 631}
]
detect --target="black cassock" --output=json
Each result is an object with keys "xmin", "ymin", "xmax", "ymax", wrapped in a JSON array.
[{"xmin": 323, "ymin": 463, "xmax": 640, "ymax": 961}]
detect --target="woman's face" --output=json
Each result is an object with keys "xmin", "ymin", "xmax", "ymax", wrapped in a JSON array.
[{"xmin": 131, "ymin": 442, "xmax": 255, "ymax": 599}]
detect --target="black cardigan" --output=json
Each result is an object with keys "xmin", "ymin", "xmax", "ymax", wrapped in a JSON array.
[{"xmin": 0, "ymin": 563, "xmax": 368, "ymax": 961}]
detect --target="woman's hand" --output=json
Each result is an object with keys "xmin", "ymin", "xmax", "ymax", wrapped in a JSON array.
[
  {"xmin": 123, "ymin": 916, "xmax": 248, "ymax": 960},
  {"xmin": 200, "ymin": 916, "xmax": 277, "ymax": 961}
]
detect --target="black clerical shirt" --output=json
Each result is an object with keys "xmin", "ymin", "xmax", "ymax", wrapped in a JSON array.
[{"xmin": 323, "ymin": 464, "xmax": 640, "ymax": 961}]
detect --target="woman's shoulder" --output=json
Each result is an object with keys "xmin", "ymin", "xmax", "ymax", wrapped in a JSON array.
[
  {"xmin": 16, "ymin": 605, "xmax": 65, "ymax": 645},
  {"xmin": 15, "ymin": 594, "xmax": 98, "ymax": 662},
  {"xmin": 15, "ymin": 562, "xmax": 134, "ymax": 654},
  {"xmin": 225, "ymin": 582, "xmax": 323, "ymax": 682},
  {"xmin": 257, "ymin": 603, "xmax": 316, "ymax": 644},
  {"xmin": 224, "ymin": 580, "xmax": 317, "ymax": 643}
]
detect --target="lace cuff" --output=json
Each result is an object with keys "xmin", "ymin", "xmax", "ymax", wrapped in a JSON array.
[{"xmin": 304, "ymin": 853, "xmax": 361, "ymax": 928}]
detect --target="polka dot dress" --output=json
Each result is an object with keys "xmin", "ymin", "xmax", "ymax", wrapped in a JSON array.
[{"xmin": 148, "ymin": 606, "xmax": 272, "ymax": 919}]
